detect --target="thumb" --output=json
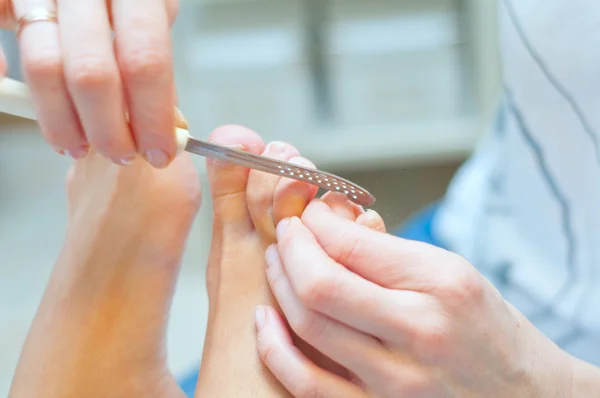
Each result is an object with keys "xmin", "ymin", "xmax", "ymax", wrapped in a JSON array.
[{"xmin": 300, "ymin": 200, "xmax": 456, "ymax": 289}]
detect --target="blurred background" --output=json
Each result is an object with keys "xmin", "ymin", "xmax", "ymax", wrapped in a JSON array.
[{"xmin": 0, "ymin": 0, "xmax": 501, "ymax": 394}]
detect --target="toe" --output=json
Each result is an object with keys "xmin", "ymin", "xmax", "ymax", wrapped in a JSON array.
[
  {"xmin": 356, "ymin": 209, "xmax": 387, "ymax": 233},
  {"xmin": 272, "ymin": 156, "xmax": 319, "ymax": 231},
  {"xmin": 246, "ymin": 141, "xmax": 301, "ymax": 243},
  {"xmin": 321, "ymin": 191, "xmax": 364, "ymax": 221},
  {"xmin": 207, "ymin": 125, "xmax": 266, "ymax": 236}
]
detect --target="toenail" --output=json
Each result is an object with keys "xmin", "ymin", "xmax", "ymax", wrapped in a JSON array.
[
  {"xmin": 265, "ymin": 141, "xmax": 289, "ymax": 155},
  {"xmin": 289, "ymin": 156, "xmax": 315, "ymax": 169},
  {"xmin": 328, "ymin": 192, "xmax": 349, "ymax": 203},
  {"xmin": 145, "ymin": 149, "xmax": 170, "ymax": 168},
  {"xmin": 276, "ymin": 217, "xmax": 291, "ymax": 238}
]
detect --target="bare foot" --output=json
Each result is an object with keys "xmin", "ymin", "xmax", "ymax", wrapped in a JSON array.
[
  {"xmin": 195, "ymin": 125, "xmax": 385, "ymax": 397},
  {"xmin": 10, "ymin": 151, "xmax": 201, "ymax": 398}
]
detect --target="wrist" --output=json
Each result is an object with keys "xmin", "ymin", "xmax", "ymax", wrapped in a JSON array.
[
  {"xmin": 507, "ymin": 307, "xmax": 573, "ymax": 398},
  {"xmin": 570, "ymin": 354, "xmax": 600, "ymax": 397}
]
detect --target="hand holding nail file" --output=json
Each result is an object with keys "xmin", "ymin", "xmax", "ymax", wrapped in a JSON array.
[{"xmin": 0, "ymin": 78, "xmax": 375, "ymax": 206}]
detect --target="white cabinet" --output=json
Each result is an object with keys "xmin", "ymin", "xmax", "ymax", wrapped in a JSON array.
[{"xmin": 173, "ymin": 0, "xmax": 500, "ymax": 171}]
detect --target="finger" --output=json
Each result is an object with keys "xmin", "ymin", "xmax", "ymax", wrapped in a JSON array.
[
  {"xmin": 206, "ymin": 125, "xmax": 265, "ymax": 237},
  {"xmin": 105, "ymin": 0, "xmax": 178, "ymax": 26},
  {"xmin": 0, "ymin": 46, "xmax": 7, "ymax": 77},
  {"xmin": 355, "ymin": 209, "xmax": 386, "ymax": 233},
  {"xmin": 275, "ymin": 216, "xmax": 431, "ymax": 342},
  {"xmin": 113, "ymin": 0, "xmax": 175, "ymax": 168},
  {"xmin": 166, "ymin": 0, "xmax": 179, "ymax": 25},
  {"xmin": 60, "ymin": 0, "xmax": 137, "ymax": 165},
  {"xmin": 301, "ymin": 199, "xmax": 454, "ymax": 290},
  {"xmin": 265, "ymin": 245, "xmax": 391, "ymax": 385},
  {"xmin": 272, "ymin": 156, "xmax": 319, "ymax": 226},
  {"xmin": 15, "ymin": 1, "xmax": 87, "ymax": 157},
  {"xmin": 321, "ymin": 191, "xmax": 363, "ymax": 221},
  {"xmin": 255, "ymin": 306, "xmax": 367, "ymax": 398},
  {"xmin": 247, "ymin": 141, "xmax": 300, "ymax": 244}
]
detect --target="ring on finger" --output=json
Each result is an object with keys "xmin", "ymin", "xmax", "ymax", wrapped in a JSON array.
[{"xmin": 15, "ymin": 7, "xmax": 58, "ymax": 37}]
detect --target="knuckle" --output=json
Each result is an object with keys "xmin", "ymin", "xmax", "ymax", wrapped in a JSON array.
[
  {"xmin": 438, "ymin": 265, "xmax": 485, "ymax": 308},
  {"xmin": 258, "ymin": 340, "xmax": 277, "ymax": 368},
  {"xmin": 24, "ymin": 52, "xmax": 62, "ymax": 81},
  {"xmin": 121, "ymin": 48, "xmax": 169, "ymax": 80},
  {"xmin": 68, "ymin": 58, "xmax": 118, "ymax": 91},
  {"xmin": 296, "ymin": 380, "xmax": 325, "ymax": 398},
  {"xmin": 331, "ymin": 230, "xmax": 362, "ymax": 265},
  {"xmin": 296, "ymin": 274, "xmax": 337, "ymax": 309}
]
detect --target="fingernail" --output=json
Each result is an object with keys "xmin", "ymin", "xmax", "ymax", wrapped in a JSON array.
[
  {"xmin": 265, "ymin": 244, "xmax": 279, "ymax": 269},
  {"xmin": 65, "ymin": 145, "xmax": 89, "ymax": 160},
  {"xmin": 265, "ymin": 141, "xmax": 289, "ymax": 156},
  {"xmin": 119, "ymin": 154, "xmax": 137, "ymax": 165},
  {"xmin": 145, "ymin": 149, "xmax": 170, "ymax": 168},
  {"xmin": 255, "ymin": 306, "xmax": 266, "ymax": 331},
  {"xmin": 276, "ymin": 217, "xmax": 291, "ymax": 238}
]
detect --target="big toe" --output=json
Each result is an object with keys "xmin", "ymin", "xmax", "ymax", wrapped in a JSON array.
[{"xmin": 207, "ymin": 125, "xmax": 266, "ymax": 237}]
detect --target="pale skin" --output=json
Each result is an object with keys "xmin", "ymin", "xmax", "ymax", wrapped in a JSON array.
[
  {"xmin": 8, "ymin": 124, "xmax": 384, "ymax": 397},
  {"xmin": 10, "ymin": 123, "xmax": 600, "ymax": 397},
  {"xmin": 256, "ymin": 203, "xmax": 600, "ymax": 396},
  {"xmin": 0, "ymin": 0, "xmax": 182, "ymax": 167}
]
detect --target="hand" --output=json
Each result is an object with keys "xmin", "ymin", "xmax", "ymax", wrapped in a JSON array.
[
  {"xmin": 256, "ymin": 200, "xmax": 575, "ymax": 397},
  {"xmin": 1, "ymin": 0, "xmax": 181, "ymax": 167},
  {"xmin": 197, "ymin": 125, "xmax": 386, "ymax": 396}
]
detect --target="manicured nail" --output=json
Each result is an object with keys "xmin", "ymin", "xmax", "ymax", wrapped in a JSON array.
[
  {"xmin": 119, "ymin": 154, "xmax": 137, "ymax": 165},
  {"xmin": 276, "ymin": 217, "xmax": 291, "ymax": 238},
  {"xmin": 145, "ymin": 149, "xmax": 170, "ymax": 168},
  {"xmin": 265, "ymin": 244, "xmax": 279, "ymax": 270},
  {"xmin": 265, "ymin": 141, "xmax": 289, "ymax": 156},
  {"xmin": 65, "ymin": 145, "xmax": 89, "ymax": 160},
  {"xmin": 255, "ymin": 306, "xmax": 266, "ymax": 331}
]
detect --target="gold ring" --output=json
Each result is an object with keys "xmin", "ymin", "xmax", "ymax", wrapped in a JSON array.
[{"xmin": 15, "ymin": 8, "xmax": 58, "ymax": 37}]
